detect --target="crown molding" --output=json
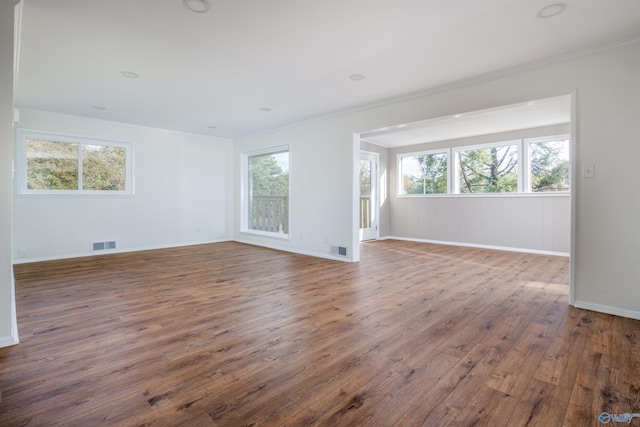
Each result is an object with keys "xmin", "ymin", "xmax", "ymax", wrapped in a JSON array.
[{"xmin": 239, "ymin": 37, "xmax": 640, "ymax": 142}]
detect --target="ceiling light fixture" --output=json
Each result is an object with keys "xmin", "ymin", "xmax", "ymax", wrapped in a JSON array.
[
  {"xmin": 259, "ymin": 107, "xmax": 272, "ymax": 112},
  {"xmin": 91, "ymin": 105, "xmax": 107, "ymax": 110},
  {"xmin": 537, "ymin": 3, "xmax": 567, "ymax": 19},
  {"xmin": 120, "ymin": 71, "xmax": 139, "ymax": 79},
  {"xmin": 183, "ymin": 0, "xmax": 210, "ymax": 13},
  {"xmin": 208, "ymin": 126, "xmax": 218, "ymax": 129},
  {"xmin": 349, "ymin": 74, "xmax": 365, "ymax": 81}
]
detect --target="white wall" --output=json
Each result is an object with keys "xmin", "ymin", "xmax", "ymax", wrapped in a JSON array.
[
  {"xmin": 233, "ymin": 120, "xmax": 358, "ymax": 260},
  {"xmin": 0, "ymin": 0, "xmax": 19, "ymax": 348},
  {"xmin": 13, "ymin": 110, "xmax": 233, "ymax": 262},
  {"xmin": 387, "ymin": 124, "xmax": 571, "ymax": 255},
  {"xmin": 234, "ymin": 42, "xmax": 640, "ymax": 319}
]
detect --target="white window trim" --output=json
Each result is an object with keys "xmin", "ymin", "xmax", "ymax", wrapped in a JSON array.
[
  {"xmin": 524, "ymin": 134, "xmax": 571, "ymax": 194},
  {"xmin": 397, "ymin": 148, "xmax": 450, "ymax": 196},
  {"xmin": 16, "ymin": 129, "xmax": 134, "ymax": 197},
  {"xmin": 397, "ymin": 135, "xmax": 571, "ymax": 197},
  {"xmin": 453, "ymin": 138, "xmax": 522, "ymax": 194},
  {"xmin": 240, "ymin": 144, "xmax": 290, "ymax": 239}
]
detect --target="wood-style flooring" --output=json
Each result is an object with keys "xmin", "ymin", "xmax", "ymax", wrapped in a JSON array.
[{"xmin": 1, "ymin": 240, "xmax": 639, "ymax": 426}]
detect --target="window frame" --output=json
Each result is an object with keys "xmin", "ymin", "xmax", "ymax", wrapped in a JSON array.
[
  {"xmin": 396, "ymin": 134, "xmax": 571, "ymax": 197},
  {"xmin": 397, "ymin": 148, "xmax": 450, "ymax": 196},
  {"xmin": 524, "ymin": 134, "xmax": 571, "ymax": 194},
  {"xmin": 241, "ymin": 144, "xmax": 290, "ymax": 239},
  {"xmin": 453, "ymin": 139, "xmax": 522, "ymax": 194},
  {"xmin": 16, "ymin": 129, "xmax": 134, "ymax": 196}
]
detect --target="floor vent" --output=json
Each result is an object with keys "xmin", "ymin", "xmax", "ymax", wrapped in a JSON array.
[{"xmin": 93, "ymin": 241, "xmax": 116, "ymax": 251}]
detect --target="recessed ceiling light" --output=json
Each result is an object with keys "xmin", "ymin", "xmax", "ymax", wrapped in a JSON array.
[
  {"xmin": 91, "ymin": 105, "xmax": 107, "ymax": 110},
  {"xmin": 259, "ymin": 107, "xmax": 272, "ymax": 112},
  {"xmin": 537, "ymin": 3, "xmax": 567, "ymax": 19},
  {"xmin": 183, "ymin": 0, "xmax": 210, "ymax": 13},
  {"xmin": 120, "ymin": 71, "xmax": 139, "ymax": 79},
  {"xmin": 349, "ymin": 74, "xmax": 365, "ymax": 81},
  {"xmin": 454, "ymin": 114, "xmax": 463, "ymax": 119}
]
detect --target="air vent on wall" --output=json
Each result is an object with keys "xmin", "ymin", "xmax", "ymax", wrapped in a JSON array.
[
  {"xmin": 92, "ymin": 241, "xmax": 116, "ymax": 251},
  {"xmin": 330, "ymin": 245, "xmax": 348, "ymax": 257}
]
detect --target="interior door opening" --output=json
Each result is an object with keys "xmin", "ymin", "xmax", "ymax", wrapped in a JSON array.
[{"xmin": 355, "ymin": 93, "xmax": 574, "ymax": 304}]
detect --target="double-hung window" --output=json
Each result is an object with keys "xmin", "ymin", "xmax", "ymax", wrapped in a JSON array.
[
  {"xmin": 243, "ymin": 145, "xmax": 289, "ymax": 237},
  {"xmin": 17, "ymin": 129, "xmax": 133, "ymax": 196}
]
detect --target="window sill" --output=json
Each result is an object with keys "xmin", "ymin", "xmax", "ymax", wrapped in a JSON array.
[
  {"xmin": 16, "ymin": 191, "xmax": 135, "ymax": 198},
  {"xmin": 240, "ymin": 229, "xmax": 290, "ymax": 240},
  {"xmin": 397, "ymin": 192, "xmax": 570, "ymax": 199}
]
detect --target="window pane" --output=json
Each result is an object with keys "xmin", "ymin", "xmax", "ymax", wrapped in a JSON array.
[
  {"xmin": 360, "ymin": 159, "xmax": 372, "ymax": 229},
  {"xmin": 248, "ymin": 151, "xmax": 289, "ymax": 234},
  {"xmin": 360, "ymin": 160, "xmax": 371, "ymax": 196},
  {"xmin": 457, "ymin": 145, "xmax": 518, "ymax": 193},
  {"xmin": 82, "ymin": 144, "xmax": 127, "ymax": 191},
  {"xmin": 530, "ymin": 139, "xmax": 569, "ymax": 192},
  {"xmin": 401, "ymin": 152, "xmax": 447, "ymax": 194},
  {"xmin": 26, "ymin": 139, "xmax": 78, "ymax": 190}
]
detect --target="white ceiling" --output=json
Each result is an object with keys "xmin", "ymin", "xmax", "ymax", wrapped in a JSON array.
[
  {"xmin": 13, "ymin": 0, "xmax": 640, "ymax": 140},
  {"xmin": 361, "ymin": 95, "xmax": 571, "ymax": 148}
]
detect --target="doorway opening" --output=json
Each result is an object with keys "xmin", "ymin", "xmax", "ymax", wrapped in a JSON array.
[{"xmin": 354, "ymin": 93, "xmax": 574, "ymax": 303}]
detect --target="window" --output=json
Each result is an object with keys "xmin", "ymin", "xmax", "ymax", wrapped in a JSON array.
[
  {"xmin": 17, "ymin": 129, "xmax": 133, "ymax": 195},
  {"xmin": 399, "ymin": 150, "xmax": 448, "ymax": 194},
  {"xmin": 396, "ymin": 134, "xmax": 570, "ymax": 197},
  {"xmin": 455, "ymin": 141, "xmax": 519, "ymax": 193},
  {"xmin": 244, "ymin": 146, "xmax": 289, "ymax": 236},
  {"xmin": 527, "ymin": 136, "xmax": 570, "ymax": 192}
]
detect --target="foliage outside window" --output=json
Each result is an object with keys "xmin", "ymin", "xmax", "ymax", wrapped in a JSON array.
[
  {"xmin": 17, "ymin": 130, "xmax": 132, "ymax": 195},
  {"xmin": 400, "ymin": 151, "xmax": 448, "ymax": 194},
  {"xmin": 456, "ymin": 143, "xmax": 519, "ymax": 193},
  {"xmin": 360, "ymin": 159, "xmax": 371, "ymax": 195},
  {"xmin": 246, "ymin": 147, "xmax": 289, "ymax": 235},
  {"xmin": 528, "ymin": 138, "xmax": 570, "ymax": 192},
  {"xmin": 397, "ymin": 134, "xmax": 569, "ymax": 197}
]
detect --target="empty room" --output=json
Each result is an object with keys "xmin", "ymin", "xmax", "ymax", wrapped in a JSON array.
[{"xmin": 1, "ymin": 0, "xmax": 639, "ymax": 425}]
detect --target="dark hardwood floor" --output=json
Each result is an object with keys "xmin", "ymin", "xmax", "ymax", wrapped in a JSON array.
[{"xmin": 1, "ymin": 240, "xmax": 639, "ymax": 426}]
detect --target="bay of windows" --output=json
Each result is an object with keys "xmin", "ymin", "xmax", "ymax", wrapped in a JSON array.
[{"xmin": 398, "ymin": 135, "xmax": 569, "ymax": 195}]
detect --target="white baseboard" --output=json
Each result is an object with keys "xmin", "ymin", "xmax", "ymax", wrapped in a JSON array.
[
  {"xmin": 380, "ymin": 236, "xmax": 569, "ymax": 257},
  {"xmin": 573, "ymin": 300, "xmax": 640, "ymax": 321},
  {"xmin": 0, "ymin": 334, "xmax": 19, "ymax": 349},
  {"xmin": 12, "ymin": 239, "xmax": 233, "ymax": 264},
  {"xmin": 234, "ymin": 238, "xmax": 354, "ymax": 263}
]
